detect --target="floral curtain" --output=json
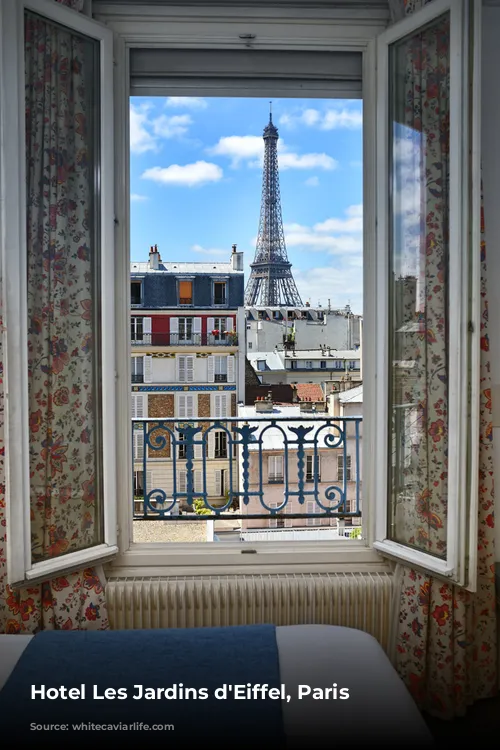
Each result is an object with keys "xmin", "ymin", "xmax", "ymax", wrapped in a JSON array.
[
  {"xmin": 391, "ymin": 0, "xmax": 497, "ymax": 718},
  {"xmin": 0, "ymin": 0, "xmax": 108, "ymax": 633}
]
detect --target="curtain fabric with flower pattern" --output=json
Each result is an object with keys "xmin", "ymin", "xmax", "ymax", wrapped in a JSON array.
[
  {"xmin": 391, "ymin": 0, "xmax": 497, "ymax": 718},
  {"xmin": 0, "ymin": 0, "xmax": 108, "ymax": 633}
]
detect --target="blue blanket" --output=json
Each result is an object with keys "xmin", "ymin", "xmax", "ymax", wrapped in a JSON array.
[{"xmin": 0, "ymin": 625, "xmax": 286, "ymax": 746}]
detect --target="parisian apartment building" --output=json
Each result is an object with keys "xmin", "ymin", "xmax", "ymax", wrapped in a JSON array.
[{"xmin": 130, "ymin": 244, "xmax": 245, "ymax": 506}]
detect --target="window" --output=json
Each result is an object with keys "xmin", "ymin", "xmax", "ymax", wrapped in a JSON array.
[
  {"xmin": 3, "ymin": 1, "xmax": 480, "ymax": 581},
  {"xmin": 213, "ymin": 281, "xmax": 227, "ymax": 305},
  {"xmin": 131, "ymin": 281, "xmax": 142, "ymax": 305},
  {"xmin": 131, "ymin": 394, "xmax": 147, "ymax": 419},
  {"xmin": 178, "ymin": 432, "xmax": 187, "ymax": 459},
  {"xmin": 289, "ymin": 360, "xmax": 298, "ymax": 370},
  {"xmin": 177, "ymin": 355, "xmax": 194, "ymax": 383},
  {"xmin": 306, "ymin": 501, "xmax": 320, "ymax": 527},
  {"xmin": 178, "ymin": 317, "xmax": 193, "ymax": 343},
  {"xmin": 131, "ymin": 356, "xmax": 144, "ymax": 383},
  {"xmin": 348, "ymin": 360, "xmax": 359, "ymax": 371},
  {"xmin": 214, "ymin": 356, "xmax": 227, "ymax": 382},
  {"xmin": 214, "ymin": 431, "xmax": 227, "ymax": 459},
  {"xmin": 211, "ymin": 393, "xmax": 229, "ymax": 419},
  {"xmin": 178, "ymin": 280, "xmax": 193, "ymax": 305},
  {"xmin": 248, "ymin": 342, "xmax": 252, "ymax": 349},
  {"xmin": 269, "ymin": 503, "xmax": 286, "ymax": 529},
  {"xmin": 208, "ymin": 316, "xmax": 228, "ymax": 343},
  {"xmin": 337, "ymin": 455, "xmax": 352, "ymax": 482},
  {"xmin": 257, "ymin": 360, "xmax": 266, "ymax": 371},
  {"xmin": 133, "ymin": 428, "xmax": 144, "ymax": 460},
  {"xmin": 332, "ymin": 361, "xmax": 344, "ymax": 370},
  {"xmin": 131, "ymin": 316, "xmax": 143, "ymax": 341},
  {"xmin": 268, "ymin": 455, "xmax": 284, "ymax": 483},
  {"xmin": 306, "ymin": 455, "xmax": 321, "ymax": 482},
  {"xmin": 320, "ymin": 361, "xmax": 327, "ymax": 370},
  {"xmin": 305, "ymin": 361, "xmax": 313, "ymax": 369},
  {"xmin": 177, "ymin": 394, "xmax": 196, "ymax": 419}
]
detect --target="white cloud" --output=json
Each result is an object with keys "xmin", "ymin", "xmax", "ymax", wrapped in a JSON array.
[
  {"xmin": 293, "ymin": 263, "xmax": 363, "ymax": 313},
  {"xmin": 130, "ymin": 104, "xmax": 158, "ymax": 154},
  {"xmin": 130, "ymin": 103, "xmax": 196, "ymax": 153},
  {"xmin": 141, "ymin": 161, "xmax": 223, "ymax": 187},
  {"xmin": 207, "ymin": 135, "xmax": 337, "ymax": 171},
  {"xmin": 207, "ymin": 135, "xmax": 262, "ymax": 166},
  {"xmin": 192, "ymin": 244, "xmax": 229, "ymax": 257},
  {"xmin": 279, "ymin": 106, "xmax": 362, "ymax": 131},
  {"xmin": 314, "ymin": 204, "xmax": 363, "ymax": 233},
  {"xmin": 283, "ymin": 204, "xmax": 363, "ymax": 256},
  {"xmin": 152, "ymin": 114, "xmax": 193, "ymax": 139},
  {"xmin": 305, "ymin": 176, "xmax": 319, "ymax": 187},
  {"xmin": 130, "ymin": 193, "xmax": 149, "ymax": 202},
  {"xmin": 165, "ymin": 97, "xmax": 208, "ymax": 109}
]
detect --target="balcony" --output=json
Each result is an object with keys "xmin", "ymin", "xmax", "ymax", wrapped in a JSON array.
[
  {"xmin": 132, "ymin": 415, "xmax": 362, "ymax": 536},
  {"xmin": 131, "ymin": 332, "xmax": 238, "ymax": 347}
]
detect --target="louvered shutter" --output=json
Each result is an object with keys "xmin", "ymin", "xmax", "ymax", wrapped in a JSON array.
[{"xmin": 143, "ymin": 355, "xmax": 153, "ymax": 383}]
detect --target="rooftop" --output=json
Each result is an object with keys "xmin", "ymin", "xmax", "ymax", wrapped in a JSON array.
[
  {"xmin": 130, "ymin": 261, "xmax": 239, "ymax": 275},
  {"xmin": 294, "ymin": 383, "xmax": 325, "ymax": 402},
  {"xmin": 338, "ymin": 384, "xmax": 363, "ymax": 404}
]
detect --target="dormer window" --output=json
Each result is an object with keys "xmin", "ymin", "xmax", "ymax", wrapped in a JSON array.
[
  {"xmin": 178, "ymin": 280, "xmax": 193, "ymax": 305},
  {"xmin": 213, "ymin": 281, "xmax": 227, "ymax": 305},
  {"xmin": 131, "ymin": 281, "xmax": 142, "ymax": 305}
]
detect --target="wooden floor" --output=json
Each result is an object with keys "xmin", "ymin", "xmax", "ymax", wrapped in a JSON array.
[{"xmin": 424, "ymin": 694, "xmax": 500, "ymax": 741}]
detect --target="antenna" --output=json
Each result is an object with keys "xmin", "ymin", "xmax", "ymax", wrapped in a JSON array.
[{"xmin": 269, "ymin": 100, "xmax": 272, "ymax": 119}]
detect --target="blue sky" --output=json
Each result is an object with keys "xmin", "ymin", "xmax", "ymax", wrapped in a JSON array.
[{"xmin": 130, "ymin": 97, "xmax": 363, "ymax": 313}]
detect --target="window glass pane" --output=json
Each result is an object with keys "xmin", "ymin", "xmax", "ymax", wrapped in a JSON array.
[
  {"xmin": 388, "ymin": 13, "xmax": 450, "ymax": 559},
  {"xmin": 25, "ymin": 11, "xmax": 104, "ymax": 563}
]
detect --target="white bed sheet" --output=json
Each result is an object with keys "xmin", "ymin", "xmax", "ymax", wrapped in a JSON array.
[{"xmin": 0, "ymin": 627, "xmax": 433, "ymax": 746}]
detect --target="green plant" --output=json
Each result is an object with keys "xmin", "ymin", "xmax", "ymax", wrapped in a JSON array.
[{"xmin": 193, "ymin": 497, "xmax": 211, "ymax": 516}]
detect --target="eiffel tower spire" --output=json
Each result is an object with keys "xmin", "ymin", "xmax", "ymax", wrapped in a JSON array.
[{"xmin": 244, "ymin": 106, "xmax": 303, "ymax": 307}]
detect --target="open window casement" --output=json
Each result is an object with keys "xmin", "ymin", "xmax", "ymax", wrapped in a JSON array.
[
  {"xmin": 1, "ymin": 0, "xmax": 117, "ymax": 584},
  {"xmin": 373, "ymin": 0, "xmax": 481, "ymax": 589}
]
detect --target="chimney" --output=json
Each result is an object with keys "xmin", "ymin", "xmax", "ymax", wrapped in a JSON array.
[
  {"xmin": 231, "ymin": 244, "xmax": 244, "ymax": 272},
  {"xmin": 149, "ymin": 244, "xmax": 160, "ymax": 270},
  {"xmin": 255, "ymin": 389, "xmax": 274, "ymax": 412}
]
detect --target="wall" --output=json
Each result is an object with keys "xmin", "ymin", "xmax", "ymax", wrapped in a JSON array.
[
  {"xmin": 246, "ymin": 313, "xmax": 361, "ymax": 353},
  {"xmin": 481, "ymin": 5, "xmax": 500, "ymax": 560},
  {"xmin": 241, "ymin": 449, "xmax": 359, "ymax": 530}
]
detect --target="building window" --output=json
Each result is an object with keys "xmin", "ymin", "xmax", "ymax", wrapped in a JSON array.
[
  {"xmin": 214, "ymin": 430, "xmax": 227, "ymax": 459},
  {"xmin": 306, "ymin": 455, "xmax": 321, "ymax": 482},
  {"xmin": 348, "ymin": 360, "xmax": 360, "ymax": 371},
  {"xmin": 257, "ymin": 360, "xmax": 266, "ymax": 371},
  {"xmin": 131, "ymin": 281, "xmax": 142, "ymax": 305},
  {"xmin": 269, "ymin": 503, "xmax": 286, "ymax": 529},
  {"xmin": 332, "ymin": 360, "xmax": 345, "ymax": 370},
  {"xmin": 212, "ymin": 317, "xmax": 227, "ymax": 342},
  {"xmin": 214, "ymin": 356, "xmax": 228, "ymax": 382},
  {"xmin": 177, "ymin": 355, "xmax": 194, "ymax": 383},
  {"xmin": 178, "ymin": 280, "xmax": 193, "ymax": 305},
  {"xmin": 131, "ymin": 357, "xmax": 144, "ymax": 383},
  {"xmin": 248, "ymin": 342, "xmax": 252, "ymax": 349},
  {"xmin": 178, "ymin": 317, "xmax": 193, "ymax": 342},
  {"xmin": 320, "ymin": 360, "xmax": 327, "ymax": 369},
  {"xmin": 268, "ymin": 455, "xmax": 284, "ymax": 483},
  {"xmin": 131, "ymin": 317, "xmax": 143, "ymax": 341},
  {"xmin": 337, "ymin": 454, "xmax": 352, "ymax": 482},
  {"xmin": 305, "ymin": 361, "xmax": 313, "ymax": 369},
  {"xmin": 213, "ymin": 281, "xmax": 227, "ymax": 305},
  {"xmin": 289, "ymin": 360, "xmax": 297, "ymax": 370},
  {"xmin": 306, "ymin": 500, "xmax": 320, "ymax": 527},
  {"xmin": 177, "ymin": 393, "xmax": 196, "ymax": 419}
]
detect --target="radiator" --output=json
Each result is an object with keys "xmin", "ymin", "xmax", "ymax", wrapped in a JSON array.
[{"xmin": 106, "ymin": 573, "xmax": 395, "ymax": 652}]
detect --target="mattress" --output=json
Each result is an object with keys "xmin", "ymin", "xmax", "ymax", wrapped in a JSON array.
[{"xmin": 0, "ymin": 626, "xmax": 434, "ymax": 747}]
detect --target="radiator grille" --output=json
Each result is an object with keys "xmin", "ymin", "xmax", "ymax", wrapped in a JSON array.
[{"xmin": 106, "ymin": 573, "xmax": 395, "ymax": 652}]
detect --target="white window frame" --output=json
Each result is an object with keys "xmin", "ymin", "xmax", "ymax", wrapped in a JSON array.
[
  {"xmin": 100, "ymin": 1, "xmax": 479, "ymax": 579},
  {"xmin": 268, "ymin": 455, "xmax": 284, "ymax": 484},
  {"xmin": 373, "ymin": 0, "xmax": 480, "ymax": 589},
  {"xmin": 1, "ymin": 0, "xmax": 118, "ymax": 585}
]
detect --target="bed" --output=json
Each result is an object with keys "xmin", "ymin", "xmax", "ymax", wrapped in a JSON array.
[{"xmin": 0, "ymin": 625, "xmax": 434, "ymax": 747}]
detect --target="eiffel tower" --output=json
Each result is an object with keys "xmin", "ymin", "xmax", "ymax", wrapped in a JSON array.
[{"xmin": 244, "ymin": 106, "xmax": 303, "ymax": 307}]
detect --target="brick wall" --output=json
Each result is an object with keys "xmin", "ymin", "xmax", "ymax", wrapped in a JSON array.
[
  {"xmin": 147, "ymin": 394, "xmax": 174, "ymax": 458},
  {"xmin": 198, "ymin": 393, "xmax": 211, "ymax": 419}
]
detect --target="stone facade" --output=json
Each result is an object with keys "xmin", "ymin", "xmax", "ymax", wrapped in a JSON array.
[
  {"xmin": 198, "ymin": 393, "xmax": 211, "ymax": 419},
  {"xmin": 147, "ymin": 394, "xmax": 174, "ymax": 458}
]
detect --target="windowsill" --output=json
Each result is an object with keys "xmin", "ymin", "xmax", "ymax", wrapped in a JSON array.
[{"xmin": 108, "ymin": 540, "xmax": 388, "ymax": 577}]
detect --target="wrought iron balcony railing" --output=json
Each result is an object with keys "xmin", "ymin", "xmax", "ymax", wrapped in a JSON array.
[
  {"xmin": 132, "ymin": 416, "xmax": 362, "ymax": 527},
  {"xmin": 131, "ymin": 332, "xmax": 238, "ymax": 347}
]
